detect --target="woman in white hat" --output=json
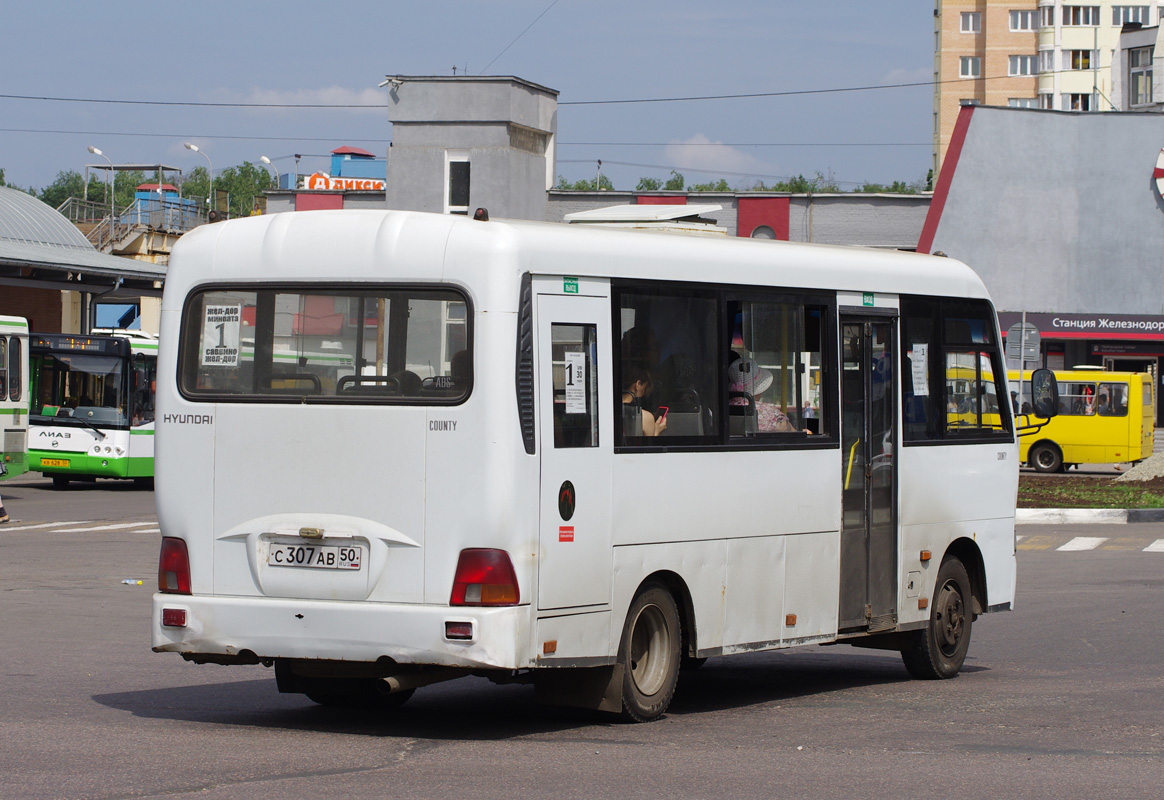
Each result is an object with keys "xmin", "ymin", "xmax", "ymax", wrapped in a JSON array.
[{"xmin": 728, "ymin": 358, "xmax": 797, "ymax": 433}]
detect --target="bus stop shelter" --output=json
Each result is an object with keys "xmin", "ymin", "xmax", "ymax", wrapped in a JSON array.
[{"xmin": 0, "ymin": 186, "xmax": 165, "ymax": 332}]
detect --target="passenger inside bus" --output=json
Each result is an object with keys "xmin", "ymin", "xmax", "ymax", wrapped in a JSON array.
[
  {"xmin": 728, "ymin": 357, "xmax": 798, "ymax": 434},
  {"xmin": 622, "ymin": 364, "xmax": 667, "ymax": 437}
]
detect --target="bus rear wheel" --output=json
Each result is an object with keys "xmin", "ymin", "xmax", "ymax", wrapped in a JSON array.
[
  {"xmin": 1029, "ymin": 443, "xmax": 1063, "ymax": 473},
  {"xmin": 617, "ymin": 582, "xmax": 681, "ymax": 722},
  {"xmin": 901, "ymin": 557, "xmax": 973, "ymax": 680}
]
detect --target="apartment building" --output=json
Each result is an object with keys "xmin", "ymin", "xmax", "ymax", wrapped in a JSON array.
[{"xmin": 934, "ymin": 2, "xmax": 1164, "ymax": 174}]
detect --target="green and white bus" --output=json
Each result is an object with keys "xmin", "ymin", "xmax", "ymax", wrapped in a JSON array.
[
  {"xmin": 28, "ymin": 330, "xmax": 157, "ymax": 487},
  {"xmin": 1, "ymin": 315, "xmax": 30, "ymax": 481}
]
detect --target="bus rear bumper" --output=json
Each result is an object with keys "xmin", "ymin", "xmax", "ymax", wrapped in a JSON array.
[{"xmin": 151, "ymin": 593, "xmax": 530, "ymax": 670}]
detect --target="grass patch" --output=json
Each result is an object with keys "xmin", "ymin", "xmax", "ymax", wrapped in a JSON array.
[{"xmin": 1018, "ymin": 474, "xmax": 1164, "ymax": 508}]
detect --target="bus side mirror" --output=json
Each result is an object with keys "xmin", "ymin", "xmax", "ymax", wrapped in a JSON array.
[{"xmin": 1030, "ymin": 369, "xmax": 1058, "ymax": 419}]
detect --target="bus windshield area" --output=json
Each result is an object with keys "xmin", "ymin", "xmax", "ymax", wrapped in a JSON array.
[
  {"xmin": 181, "ymin": 287, "xmax": 470, "ymax": 402},
  {"xmin": 32, "ymin": 353, "xmax": 129, "ymax": 427}
]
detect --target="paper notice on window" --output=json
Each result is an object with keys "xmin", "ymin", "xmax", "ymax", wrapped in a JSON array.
[
  {"xmin": 563, "ymin": 351, "xmax": 587, "ymax": 413},
  {"xmin": 911, "ymin": 344, "xmax": 929, "ymax": 396},
  {"xmin": 201, "ymin": 305, "xmax": 242, "ymax": 366}
]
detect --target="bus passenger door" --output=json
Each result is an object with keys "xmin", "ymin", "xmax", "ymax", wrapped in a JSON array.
[
  {"xmin": 839, "ymin": 317, "xmax": 897, "ymax": 632},
  {"xmin": 536, "ymin": 285, "xmax": 613, "ymax": 611}
]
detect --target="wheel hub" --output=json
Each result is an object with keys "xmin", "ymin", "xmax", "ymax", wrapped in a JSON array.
[{"xmin": 935, "ymin": 580, "xmax": 965, "ymax": 656}]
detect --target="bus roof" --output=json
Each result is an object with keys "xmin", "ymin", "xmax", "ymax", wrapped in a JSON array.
[
  {"xmin": 166, "ymin": 209, "xmax": 994, "ymax": 309},
  {"xmin": 0, "ymin": 315, "xmax": 29, "ymax": 335}
]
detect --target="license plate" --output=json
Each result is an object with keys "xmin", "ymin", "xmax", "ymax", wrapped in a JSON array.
[
  {"xmin": 42, "ymin": 458, "xmax": 70, "ymax": 468},
  {"xmin": 268, "ymin": 543, "xmax": 362, "ymax": 570}
]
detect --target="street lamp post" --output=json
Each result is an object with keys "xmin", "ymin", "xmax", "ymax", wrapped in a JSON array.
[
  {"xmin": 87, "ymin": 146, "xmax": 113, "ymax": 215},
  {"xmin": 184, "ymin": 142, "xmax": 214, "ymax": 215},
  {"xmin": 260, "ymin": 156, "xmax": 279, "ymax": 189}
]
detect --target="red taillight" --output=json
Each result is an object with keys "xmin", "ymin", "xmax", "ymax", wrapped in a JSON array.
[
  {"xmin": 158, "ymin": 537, "xmax": 191, "ymax": 595},
  {"xmin": 450, "ymin": 548, "xmax": 519, "ymax": 606}
]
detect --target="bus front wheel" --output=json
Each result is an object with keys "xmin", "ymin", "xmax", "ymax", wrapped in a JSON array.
[
  {"xmin": 51, "ymin": 475, "xmax": 69, "ymax": 489},
  {"xmin": 901, "ymin": 557, "xmax": 973, "ymax": 680},
  {"xmin": 1029, "ymin": 443, "xmax": 1063, "ymax": 473},
  {"xmin": 617, "ymin": 582, "xmax": 681, "ymax": 722}
]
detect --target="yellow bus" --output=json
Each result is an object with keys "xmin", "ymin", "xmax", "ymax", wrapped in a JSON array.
[{"xmin": 1010, "ymin": 369, "xmax": 1154, "ymax": 472}]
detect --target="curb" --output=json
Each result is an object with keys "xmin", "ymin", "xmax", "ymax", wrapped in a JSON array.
[{"xmin": 1016, "ymin": 508, "xmax": 1164, "ymax": 525}]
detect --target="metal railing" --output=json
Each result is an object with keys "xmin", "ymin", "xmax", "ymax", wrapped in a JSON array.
[{"xmin": 58, "ymin": 196, "xmax": 208, "ymax": 252}]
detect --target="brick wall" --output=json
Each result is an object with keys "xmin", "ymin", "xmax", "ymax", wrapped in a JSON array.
[{"xmin": 0, "ymin": 287, "xmax": 63, "ymax": 332}]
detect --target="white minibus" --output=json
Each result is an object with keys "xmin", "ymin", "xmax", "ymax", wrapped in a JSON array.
[{"xmin": 152, "ymin": 208, "xmax": 1046, "ymax": 721}]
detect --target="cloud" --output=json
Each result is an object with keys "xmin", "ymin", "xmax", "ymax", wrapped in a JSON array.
[
  {"xmin": 195, "ymin": 85, "xmax": 386, "ymax": 114},
  {"xmin": 880, "ymin": 67, "xmax": 932, "ymax": 86},
  {"xmin": 662, "ymin": 134, "xmax": 770, "ymax": 179}
]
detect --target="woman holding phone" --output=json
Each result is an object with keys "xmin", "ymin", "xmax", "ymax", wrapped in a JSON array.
[{"xmin": 622, "ymin": 364, "xmax": 668, "ymax": 437}]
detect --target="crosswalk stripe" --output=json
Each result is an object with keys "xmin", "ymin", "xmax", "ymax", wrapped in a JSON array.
[
  {"xmin": 1057, "ymin": 536, "xmax": 1109, "ymax": 551},
  {"xmin": 0, "ymin": 521, "xmax": 93, "ymax": 532},
  {"xmin": 53, "ymin": 522, "xmax": 158, "ymax": 533},
  {"xmin": 1145, "ymin": 539, "xmax": 1164, "ymax": 553}
]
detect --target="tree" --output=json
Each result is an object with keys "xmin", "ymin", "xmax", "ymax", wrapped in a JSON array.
[
  {"xmin": 688, "ymin": 178, "xmax": 731, "ymax": 192},
  {"xmin": 212, "ymin": 161, "xmax": 278, "ymax": 218},
  {"xmin": 635, "ymin": 176, "xmax": 662, "ymax": 191},
  {"xmin": 663, "ymin": 170, "xmax": 685, "ymax": 191},
  {"xmin": 38, "ymin": 170, "xmax": 99, "ymax": 209},
  {"xmin": 0, "ymin": 167, "xmax": 6, "ymax": 186},
  {"xmin": 555, "ymin": 174, "xmax": 615, "ymax": 191}
]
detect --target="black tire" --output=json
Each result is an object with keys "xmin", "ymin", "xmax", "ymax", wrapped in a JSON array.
[
  {"xmin": 51, "ymin": 475, "xmax": 69, "ymax": 489},
  {"xmin": 902, "ymin": 557, "xmax": 973, "ymax": 680},
  {"xmin": 617, "ymin": 582, "xmax": 681, "ymax": 722},
  {"xmin": 1029, "ymin": 442, "xmax": 1063, "ymax": 473}
]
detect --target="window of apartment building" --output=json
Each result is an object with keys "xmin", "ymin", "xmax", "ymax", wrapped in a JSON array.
[
  {"xmin": 960, "ymin": 98, "xmax": 982, "ymax": 106},
  {"xmin": 1069, "ymin": 49, "xmax": 1099, "ymax": 69},
  {"xmin": 1063, "ymin": 5, "xmax": 1101, "ymax": 25},
  {"xmin": 1039, "ymin": 92, "xmax": 1055, "ymax": 109},
  {"xmin": 1065, "ymin": 92, "xmax": 1094, "ymax": 110},
  {"xmin": 1131, "ymin": 45, "xmax": 1154, "ymax": 105},
  {"xmin": 1040, "ymin": 5, "xmax": 1056, "ymax": 26},
  {"xmin": 1113, "ymin": 6, "xmax": 1150, "ymax": 25},
  {"xmin": 1039, "ymin": 50, "xmax": 1056, "ymax": 71},
  {"xmin": 445, "ymin": 151, "xmax": 470, "ymax": 215},
  {"xmin": 1009, "ymin": 97, "xmax": 1039, "ymax": 107},
  {"xmin": 961, "ymin": 11, "xmax": 982, "ymax": 32},
  {"xmin": 1011, "ymin": 9, "xmax": 1038, "ymax": 30},
  {"xmin": 1009, "ymin": 55, "xmax": 1037, "ymax": 75},
  {"xmin": 960, "ymin": 56, "xmax": 982, "ymax": 77}
]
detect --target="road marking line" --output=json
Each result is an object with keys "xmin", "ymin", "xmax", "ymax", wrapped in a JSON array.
[
  {"xmin": 0, "ymin": 521, "xmax": 94, "ymax": 532},
  {"xmin": 53, "ymin": 522, "xmax": 158, "ymax": 533},
  {"xmin": 1016, "ymin": 535, "xmax": 1025, "ymax": 542},
  {"xmin": 1145, "ymin": 539, "xmax": 1164, "ymax": 553},
  {"xmin": 1057, "ymin": 537, "xmax": 1108, "ymax": 551},
  {"xmin": 1017, "ymin": 535, "xmax": 1057, "ymax": 550},
  {"xmin": 1100, "ymin": 538, "xmax": 1143, "ymax": 550}
]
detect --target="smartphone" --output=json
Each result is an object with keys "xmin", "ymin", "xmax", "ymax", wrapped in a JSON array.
[{"xmin": 658, "ymin": 406, "xmax": 669, "ymax": 419}]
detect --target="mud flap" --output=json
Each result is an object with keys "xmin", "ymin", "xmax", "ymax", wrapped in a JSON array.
[{"xmin": 533, "ymin": 664, "xmax": 624, "ymax": 713}]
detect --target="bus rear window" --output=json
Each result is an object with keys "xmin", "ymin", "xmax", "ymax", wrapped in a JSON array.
[{"xmin": 180, "ymin": 287, "xmax": 471, "ymax": 403}]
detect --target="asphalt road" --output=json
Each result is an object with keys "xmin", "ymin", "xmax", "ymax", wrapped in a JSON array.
[{"xmin": 1, "ymin": 476, "xmax": 1161, "ymax": 799}]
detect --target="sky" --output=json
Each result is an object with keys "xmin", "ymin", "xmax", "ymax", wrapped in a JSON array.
[{"xmin": 0, "ymin": 1, "xmax": 935, "ymax": 195}]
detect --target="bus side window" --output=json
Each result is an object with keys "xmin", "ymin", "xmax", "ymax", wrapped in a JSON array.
[
  {"xmin": 1097, "ymin": 382, "xmax": 1128, "ymax": 417},
  {"xmin": 552, "ymin": 324, "xmax": 598, "ymax": 448},
  {"xmin": 617, "ymin": 290, "xmax": 717, "ymax": 445}
]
